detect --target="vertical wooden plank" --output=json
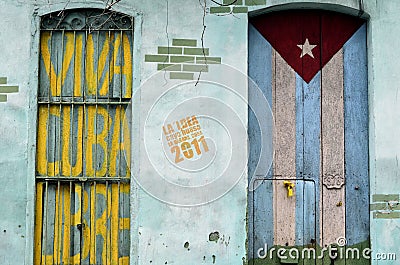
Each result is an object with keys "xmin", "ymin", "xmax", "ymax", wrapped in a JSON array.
[
  {"xmin": 122, "ymin": 32, "xmax": 133, "ymax": 99},
  {"xmin": 295, "ymin": 72, "xmax": 321, "ymax": 248},
  {"xmin": 95, "ymin": 183, "xmax": 108, "ymax": 265},
  {"xmin": 71, "ymin": 106, "xmax": 84, "ymax": 177},
  {"xmin": 61, "ymin": 32, "xmax": 75, "ymax": 98},
  {"xmin": 85, "ymin": 106, "xmax": 95, "ymax": 178},
  {"xmin": 273, "ymin": 51, "xmax": 297, "ymax": 246},
  {"xmin": 106, "ymin": 105, "xmax": 131, "ymax": 178},
  {"xmin": 74, "ymin": 32, "xmax": 84, "ymax": 98},
  {"xmin": 106, "ymin": 183, "xmax": 112, "ymax": 265},
  {"xmin": 108, "ymin": 106, "xmax": 116, "ymax": 178},
  {"xmin": 321, "ymin": 50, "xmax": 345, "ymax": 247},
  {"xmin": 344, "ymin": 24, "xmax": 369, "ymax": 244},
  {"xmin": 119, "ymin": 183, "xmax": 130, "ymax": 264},
  {"xmin": 344, "ymin": 24, "xmax": 369, "ymax": 265},
  {"xmin": 81, "ymin": 183, "xmax": 91, "ymax": 265},
  {"xmin": 51, "ymin": 31, "xmax": 73, "ymax": 99},
  {"xmin": 61, "ymin": 106, "xmax": 71, "ymax": 177},
  {"xmin": 70, "ymin": 183, "xmax": 82, "ymax": 264},
  {"xmin": 44, "ymin": 183, "xmax": 56, "ymax": 264},
  {"xmin": 113, "ymin": 32, "xmax": 123, "ymax": 98},
  {"xmin": 39, "ymin": 32, "xmax": 51, "ymax": 99},
  {"xmin": 122, "ymin": 106, "xmax": 131, "ymax": 178},
  {"xmin": 53, "ymin": 182, "xmax": 62, "ymax": 265},
  {"xmin": 101, "ymin": 183, "xmax": 111, "ymax": 264},
  {"xmin": 111, "ymin": 106, "xmax": 121, "ymax": 178},
  {"xmin": 43, "ymin": 106, "xmax": 60, "ymax": 177},
  {"xmin": 95, "ymin": 32, "xmax": 107, "ymax": 99},
  {"xmin": 85, "ymin": 33, "xmax": 99, "ymax": 98},
  {"xmin": 89, "ymin": 183, "xmax": 96, "ymax": 264},
  {"xmin": 248, "ymin": 24, "xmax": 274, "ymax": 260},
  {"xmin": 303, "ymin": 181, "xmax": 318, "ymax": 265},
  {"xmin": 36, "ymin": 106, "xmax": 48, "ymax": 176},
  {"xmin": 62, "ymin": 185, "xmax": 71, "ymax": 264},
  {"xmin": 53, "ymin": 184, "xmax": 59, "ymax": 264},
  {"xmin": 34, "ymin": 182, "xmax": 44, "ymax": 265},
  {"xmin": 295, "ymin": 74, "xmax": 304, "ymax": 247},
  {"xmin": 108, "ymin": 32, "xmax": 116, "ymax": 100},
  {"xmin": 304, "ymin": 72, "xmax": 322, "ymax": 249},
  {"xmin": 111, "ymin": 183, "xmax": 120, "ymax": 264},
  {"xmin": 95, "ymin": 106, "xmax": 110, "ymax": 178}
]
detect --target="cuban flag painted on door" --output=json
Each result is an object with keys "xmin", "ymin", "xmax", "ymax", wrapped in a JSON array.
[{"xmin": 248, "ymin": 10, "xmax": 369, "ymax": 265}]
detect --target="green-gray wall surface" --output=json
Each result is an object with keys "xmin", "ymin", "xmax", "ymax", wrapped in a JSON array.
[{"xmin": 0, "ymin": 0, "xmax": 399, "ymax": 264}]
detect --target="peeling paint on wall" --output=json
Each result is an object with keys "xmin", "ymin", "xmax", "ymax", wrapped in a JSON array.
[{"xmin": 209, "ymin": 231, "xmax": 220, "ymax": 242}]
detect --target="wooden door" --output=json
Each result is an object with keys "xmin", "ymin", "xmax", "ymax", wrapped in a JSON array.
[{"xmin": 248, "ymin": 10, "xmax": 369, "ymax": 265}]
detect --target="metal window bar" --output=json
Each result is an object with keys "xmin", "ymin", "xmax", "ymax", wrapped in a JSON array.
[
  {"xmin": 106, "ymin": 30, "xmax": 112, "ymax": 182},
  {"xmin": 35, "ymin": 9, "xmax": 133, "ymax": 265}
]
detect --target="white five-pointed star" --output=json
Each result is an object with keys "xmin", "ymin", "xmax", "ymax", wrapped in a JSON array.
[{"xmin": 297, "ymin": 38, "xmax": 317, "ymax": 58}]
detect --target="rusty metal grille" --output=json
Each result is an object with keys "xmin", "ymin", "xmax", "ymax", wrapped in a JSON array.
[{"xmin": 34, "ymin": 9, "xmax": 133, "ymax": 265}]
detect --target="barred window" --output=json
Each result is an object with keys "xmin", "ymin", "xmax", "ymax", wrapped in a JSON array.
[{"xmin": 34, "ymin": 9, "xmax": 133, "ymax": 265}]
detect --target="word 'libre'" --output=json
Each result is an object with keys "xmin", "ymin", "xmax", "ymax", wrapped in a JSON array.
[{"xmin": 35, "ymin": 183, "xmax": 130, "ymax": 265}]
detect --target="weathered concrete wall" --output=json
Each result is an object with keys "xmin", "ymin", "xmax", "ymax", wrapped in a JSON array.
[
  {"xmin": 363, "ymin": 1, "xmax": 400, "ymax": 264},
  {"xmin": 0, "ymin": 2, "xmax": 36, "ymax": 264},
  {"xmin": 0, "ymin": 0, "xmax": 398, "ymax": 264}
]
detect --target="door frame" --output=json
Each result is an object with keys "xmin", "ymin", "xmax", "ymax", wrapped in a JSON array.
[{"xmin": 247, "ymin": 5, "xmax": 371, "ymax": 264}]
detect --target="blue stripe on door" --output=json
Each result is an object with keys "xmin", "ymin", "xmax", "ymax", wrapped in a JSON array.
[
  {"xmin": 344, "ymin": 24, "xmax": 369, "ymax": 246},
  {"xmin": 295, "ymin": 72, "xmax": 321, "ymax": 246},
  {"xmin": 248, "ymin": 24, "xmax": 274, "ymax": 259},
  {"xmin": 295, "ymin": 73, "xmax": 304, "ymax": 246}
]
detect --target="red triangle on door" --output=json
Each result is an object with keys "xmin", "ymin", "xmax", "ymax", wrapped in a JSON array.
[{"xmin": 250, "ymin": 10, "xmax": 364, "ymax": 83}]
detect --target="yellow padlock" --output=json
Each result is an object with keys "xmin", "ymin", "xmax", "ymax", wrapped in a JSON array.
[{"xmin": 283, "ymin": 181, "xmax": 294, "ymax": 197}]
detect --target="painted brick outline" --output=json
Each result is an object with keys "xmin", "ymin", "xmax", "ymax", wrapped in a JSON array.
[
  {"xmin": 371, "ymin": 194, "xmax": 400, "ymax": 219},
  {"xmin": 0, "ymin": 77, "xmax": 19, "ymax": 102},
  {"xmin": 145, "ymin": 39, "xmax": 221, "ymax": 80}
]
